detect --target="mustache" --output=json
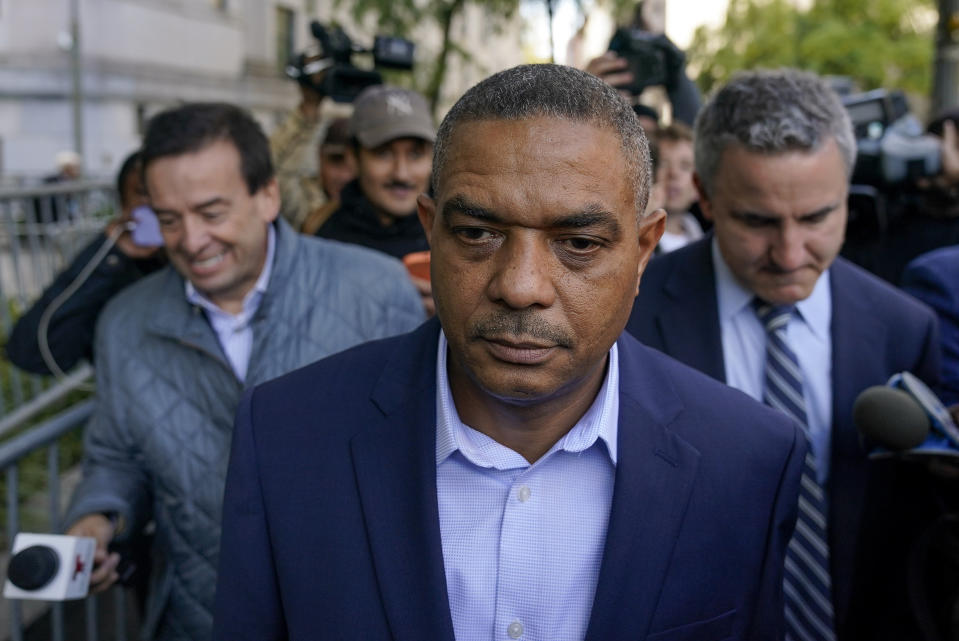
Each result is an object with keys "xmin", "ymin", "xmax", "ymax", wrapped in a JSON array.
[{"xmin": 471, "ymin": 311, "xmax": 572, "ymax": 347}]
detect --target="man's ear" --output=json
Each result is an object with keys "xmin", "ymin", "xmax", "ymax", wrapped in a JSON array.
[
  {"xmin": 634, "ymin": 208, "xmax": 666, "ymax": 295},
  {"xmin": 257, "ymin": 177, "xmax": 281, "ymax": 223},
  {"xmin": 417, "ymin": 193, "xmax": 436, "ymax": 246},
  {"xmin": 693, "ymin": 173, "xmax": 712, "ymax": 221}
]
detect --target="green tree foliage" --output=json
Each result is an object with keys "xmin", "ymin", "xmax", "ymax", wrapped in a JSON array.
[
  {"xmin": 687, "ymin": 0, "xmax": 935, "ymax": 96},
  {"xmin": 335, "ymin": 0, "xmax": 521, "ymax": 114}
]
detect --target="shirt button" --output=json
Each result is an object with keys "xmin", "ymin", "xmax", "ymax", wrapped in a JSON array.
[
  {"xmin": 517, "ymin": 486, "xmax": 531, "ymax": 503},
  {"xmin": 507, "ymin": 621, "xmax": 524, "ymax": 639}
]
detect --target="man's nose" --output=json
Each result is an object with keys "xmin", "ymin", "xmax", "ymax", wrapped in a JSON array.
[
  {"xmin": 180, "ymin": 216, "xmax": 209, "ymax": 255},
  {"xmin": 487, "ymin": 233, "xmax": 557, "ymax": 310},
  {"xmin": 391, "ymin": 155, "xmax": 412, "ymax": 182},
  {"xmin": 771, "ymin": 225, "xmax": 806, "ymax": 270}
]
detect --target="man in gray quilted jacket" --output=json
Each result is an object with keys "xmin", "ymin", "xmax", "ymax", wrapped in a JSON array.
[{"xmin": 63, "ymin": 102, "xmax": 425, "ymax": 641}]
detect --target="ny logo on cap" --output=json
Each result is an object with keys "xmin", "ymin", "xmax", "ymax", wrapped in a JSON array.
[{"xmin": 385, "ymin": 93, "xmax": 414, "ymax": 116}]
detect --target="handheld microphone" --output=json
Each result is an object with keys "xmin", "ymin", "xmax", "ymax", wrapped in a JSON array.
[
  {"xmin": 853, "ymin": 371, "xmax": 959, "ymax": 459},
  {"xmin": 3, "ymin": 533, "xmax": 95, "ymax": 601}
]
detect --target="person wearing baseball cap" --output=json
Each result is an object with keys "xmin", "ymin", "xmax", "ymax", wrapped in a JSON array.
[{"xmin": 315, "ymin": 85, "xmax": 435, "ymax": 261}]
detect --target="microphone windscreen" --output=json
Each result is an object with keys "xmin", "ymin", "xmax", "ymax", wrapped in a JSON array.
[
  {"xmin": 7, "ymin": 545, "xmax": 59, "ymax": 590},
  {"xmin": 853, "ymin": 386, "xmax": 931, "ymax": 451}
]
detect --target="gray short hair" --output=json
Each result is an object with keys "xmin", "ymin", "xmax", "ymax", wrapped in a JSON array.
[
  {"xmin": 432, "ymin": 64, "xmax": 651, "ymax": 217},
  {"xmin": 694, "ymin": 68, "xmax": 856, "ymax": 196}
]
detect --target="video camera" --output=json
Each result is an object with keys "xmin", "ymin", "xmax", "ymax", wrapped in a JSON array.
[
  {"xmin": 840, "ymin": 88, "xmax": 944, "ymax": 244},
  {"xmin": 607, "ymin": 28, "xmax": 684, "ymax": 95},
  {"xmin": 843, "ymin": 89, "xmax": 941, "ymax": 187},
  {"xmin": 285, "ymin": 22, "xmax": 415, "ymax": 103}
]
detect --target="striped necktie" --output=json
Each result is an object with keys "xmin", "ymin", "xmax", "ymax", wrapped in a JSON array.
[{"xmin": 755, "ymin": 301, "xmax": 836, "ymax": 641}]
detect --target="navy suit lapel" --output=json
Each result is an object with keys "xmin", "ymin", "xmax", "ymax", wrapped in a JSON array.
[
  {"xmin": 656, "ymin": 239, "xmax": 726, "ymax": 381},
  {"xmin": 586, "ymin": 335, "xmax": 701, "ymax": 640},
  {"xmin": 827, "ymin": 260, "xmax": 886, "ymax": 625},
  {"xmin": 350, "ymin": 320, "xmax": 455, "ymax": 641}
]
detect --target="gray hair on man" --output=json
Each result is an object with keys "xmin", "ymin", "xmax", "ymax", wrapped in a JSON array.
[
  {"xmin": 432, "ymin": 63, "xmax": 652, "ymax": 217},
  {"xmin": 694, "ymin": 68, "xmax": 856, "ymax": 197}
]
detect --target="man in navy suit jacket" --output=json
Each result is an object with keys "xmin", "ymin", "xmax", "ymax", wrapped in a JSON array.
[
  {"xmin": 214, "ymin": 64, "xmax": 805, "ymax": 641},
  {"xmin": 903, "ymin": 245, "xmax": 959, "ymax": 405},
  {"xmin": 626, "ymin": 69, "xmax": 942, "ymax": 640}
]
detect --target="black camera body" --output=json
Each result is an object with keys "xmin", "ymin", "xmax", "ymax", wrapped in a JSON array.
[
  {"xmin": 286, "ymin": 22, "xmax": 415, "ymax": 103},
  {"xmin": 607, "ymin": 28, "xmax": 677, "ymax": 95},
  {"xmin": 844, "ymin": 89, "xmax": 941, "ymax": 187}
]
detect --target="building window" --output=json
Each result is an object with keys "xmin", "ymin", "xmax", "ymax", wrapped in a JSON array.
[{"xmin": 275, "ymin": 6, "xmax": 296, "ymax": 74}]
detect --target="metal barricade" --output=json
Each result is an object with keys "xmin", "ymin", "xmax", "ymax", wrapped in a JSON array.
[
  {"xmin": 0, "ymin": 181, "xmax": 132, "ymax": 640},
  {"xmin": 0, "ymin": 180, "xmax": 116, "ymax": 416}
]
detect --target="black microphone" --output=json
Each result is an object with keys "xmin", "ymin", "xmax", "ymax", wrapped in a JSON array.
[{"xmin": 854, "ymin": 385, "xmax": 931, "ymax": 451}]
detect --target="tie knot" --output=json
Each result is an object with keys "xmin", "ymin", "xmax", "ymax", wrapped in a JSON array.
[{"xmin": 754, "ymin": 300, "xmax": 795, "ymax": 333}]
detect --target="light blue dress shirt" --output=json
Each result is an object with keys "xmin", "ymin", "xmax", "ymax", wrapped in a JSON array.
[
  {"xmin": 435, "ymin": 331, "xmax": 618, "ymax": 641},
  {"xmin": 711, "ymin": 238, "xmax": 833, "ymax": 481},
  {"xmin": 185, "ymin": 225, "xmax": 275, "ymax": 382}
]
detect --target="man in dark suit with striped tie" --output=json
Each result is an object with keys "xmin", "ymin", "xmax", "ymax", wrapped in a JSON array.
[{"xmin": 626, "ymin": 69, "xmax": 942, "ymax": 640}]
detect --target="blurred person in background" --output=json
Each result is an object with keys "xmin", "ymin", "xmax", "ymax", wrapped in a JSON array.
[
  {"xmin": 902, "ymin": 245, "xmax": 959, "ymax": 406},
  {"xmin": 62, "ymin": 102, "xmax": 423, "ymax": 641},
  {"xmin": 871, "ymin": 111, "xmax": 959, "ymax": 283},
  {"xmin": 654, "ymin": 121, "xmax": 703, "ymax": 253},
  {"xmin": 270, "ymin": 78, "xmax": 356, "ymax": 231},
  {"xmin": 585, "ymin": 1, "xmax": 701, "ymax": 127},
  {"xmin": 315, "ymin": 84, "xmax": 435, "ymax": 314},
  {"xmin": 7, "ymin": 151, "xmax": 165, "ymax": 375}
]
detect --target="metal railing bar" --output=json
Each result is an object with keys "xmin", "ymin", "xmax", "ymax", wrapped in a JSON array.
[
  {"xmin": 51, "ymin": 602, "xmax": 64, "ymax": 641},
  {"xmin": 47, "ymin": 442, "xmax": 60, "ymax": 532},
  {"xmin": 0, "ymin": 364, "xmax": 93, "ymax": 440},
  {"xmin": 114, "ymin": 589, "xmax": 126, "ymax": 641},
  {"xmin": 85, "ymin": 594, "xmax": 98, "ymax": 641},
  {"xmin": 0, "ymin": 181, "xmax": 112, "ymax": 200},
  {"xmin": 7, "ymin": 465, "xmax": 23, "ymax": 641},
  {"xmin": 0, "ymin": 399, "xmax": 94, "ymax": 469}
]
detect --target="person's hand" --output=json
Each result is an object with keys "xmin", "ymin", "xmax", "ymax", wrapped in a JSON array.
[
  {"xmin": 409, "ymin": 275, "xmax": 435, "ymax": 317},
  {"xmin": 106, "ymin": 217, "xmax": 161, "ymax": 261},
  {"xmin": 66, "ymin": 514, "xmax": 120, "ymax": 593},
  {"xmin": 584, "ymin": 53, "xmax": 633, "ymax": 98},
  {"xmin": 297, "ymin": 56, "xmax": 328, "ymax": 122}
]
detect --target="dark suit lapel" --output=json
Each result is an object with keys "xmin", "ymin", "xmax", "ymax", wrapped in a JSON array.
[
  {"xmin": 350, "ymin": 320, "xmax": 455, "ymax": 641},
  {"xmin": 827, "ymin": 261, "xmax": 887, "ymax": 625},
  {"xmin": 655, "ymin": 238, "xmax": 726, "ymax": 381},
  {"xmin": 586, "ymin": 336, "xmax": 701, "ymax": 640}
]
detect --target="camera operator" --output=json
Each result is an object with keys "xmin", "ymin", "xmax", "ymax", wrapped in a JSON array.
[
  {"xmin": 270, "ymin": 78, "xmax": 356, "ymax": 231},
  {"xmin": 585, "ymin": 1, "xmax": 701, "ymax": 127},
  {"xmin": 851, "ymin": 111, "xmax": 959, "ymax": 284}
]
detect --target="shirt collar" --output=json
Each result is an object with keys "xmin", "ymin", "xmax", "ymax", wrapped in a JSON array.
[
  {"xmin": 711, "ymin": 236, "xmax": 831, "ymax": 339},
  {"xmin": 434, "ymin": 330, "xmax": 619, "ymax": 469},
  {"xmin": 185, "ymin": 223, "xmax": 276, "ymax": 318}
]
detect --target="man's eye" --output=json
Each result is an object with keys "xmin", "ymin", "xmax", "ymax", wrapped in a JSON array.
[
  {"xmin": 455, "ymin": 227, "xmax": 493, "ymax": 242},
  {"xmin": 157, "ymin": 216, "xmax": 177, "ymax": 228},
  {"xmin": 562, "ymin": 237, "xmax": 600, "ymax": 252},
  {"xmin": 202, "ymin": 211, "xmax": 224, "ymax": 221}
]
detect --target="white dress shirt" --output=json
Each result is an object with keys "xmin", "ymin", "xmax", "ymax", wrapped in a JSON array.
[
  {"xmin": 712, "ymin": 237, "xmax": 833, "ymax": 482},
  {"xmin": 435, "ymin": 331, "xmax": 619, "ymax": 641}
]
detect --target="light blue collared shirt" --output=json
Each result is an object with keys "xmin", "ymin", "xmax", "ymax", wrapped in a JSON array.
[
  {"xmin": 435, "ymin": 331, "xmax": 618, "ymax": 641},
  {"xmin": 712, "ymin": 237, "xmax": 833, "ymax": 481},
  {"xmin": 185, "ymin": 225, "xmax": 276, "ymax": 382}
]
